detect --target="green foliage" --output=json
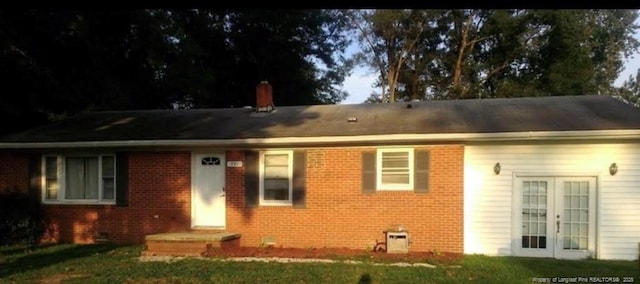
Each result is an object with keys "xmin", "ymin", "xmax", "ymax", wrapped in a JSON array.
[
  {"xmin": 2, "ymin": 9, "xmax": 637, "ymax": 121},
  {"xmin": 0, "ymin": 10, "xmax": 175, "ymax": 134},
  {"xmin": 166, "ymin": 9, "xmax": 352, "ymax": 108},
  {"xmin": 352, "ymin": 9, "xmax": 640, "ymax": 102},
  {"xmin": 350, "ymin": 9, "xmax": 436, "ymax": 102},
  {"xmin": 616, "ymin": 69, "xmax": 640, "ymax": 107},
  {"xmin": 0, "ymin": 9, "xmax": 353, "ymax": 135},
  {"xmin": 0, "ymin": 190, "xmax": 45, "ymax": 245}
]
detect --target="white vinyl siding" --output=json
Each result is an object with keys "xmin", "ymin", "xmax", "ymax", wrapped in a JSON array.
[{"xmin": 464, "ymin": 142, "xmax": 640, "ymax": 260}]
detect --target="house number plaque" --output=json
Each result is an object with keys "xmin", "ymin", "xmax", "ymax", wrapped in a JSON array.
[{"xmin": 226, "ymin": 161, "xmax": 243, "ymax": 167}]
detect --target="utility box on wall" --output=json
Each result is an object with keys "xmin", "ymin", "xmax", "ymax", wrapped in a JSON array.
[{"xmin": 385, "ymin": 225, "xmax": 409, "ymax": 253}]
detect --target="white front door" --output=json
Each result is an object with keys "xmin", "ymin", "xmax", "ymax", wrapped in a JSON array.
[
  {"xmin": 192, "ymin": 153, "xmax": 226, "ymax": 228},
  {"xmin": 513, "ymin": 176, "xmax": 596, "ymax": 259}
]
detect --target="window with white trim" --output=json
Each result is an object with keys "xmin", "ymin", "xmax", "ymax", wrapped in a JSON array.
[
  {"xmin": 376, "ymin": 148, "xmax": 414, "ymax": 190},
  {"xmin": 43, "ymin": 154, "xmax": 116, "ymax": 204},
  {"xmin": 259, "ymin": 150, "xmax": 293, "ymax": 205}
]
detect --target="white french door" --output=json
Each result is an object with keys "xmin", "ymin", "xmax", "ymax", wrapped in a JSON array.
[{"xmin": 513, "ymin": 176, "xmax": 596, "ymax": 259}]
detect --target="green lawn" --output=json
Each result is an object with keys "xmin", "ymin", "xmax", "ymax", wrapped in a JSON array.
[{"xmin": 0, "ymin": 244, "xmax": 637, "ymax": 283}]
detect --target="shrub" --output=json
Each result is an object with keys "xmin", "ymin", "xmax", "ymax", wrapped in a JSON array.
[{"xmin": 0, "ymin": 189, "xmax": 45, "ymax": 245}]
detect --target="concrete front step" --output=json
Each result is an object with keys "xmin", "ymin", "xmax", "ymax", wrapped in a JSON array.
[{"xmin": 143, "ymin": 231, "xmax": 241, "ymax": 257}]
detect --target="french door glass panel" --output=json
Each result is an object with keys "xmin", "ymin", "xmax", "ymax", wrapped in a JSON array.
[
  {"xmin": 521, "ymin": 181, "xmax": 548, "ymax": 249},
  {"xmin": 562, "ymin": 181, "xmax": 589, "ymax": 250}
]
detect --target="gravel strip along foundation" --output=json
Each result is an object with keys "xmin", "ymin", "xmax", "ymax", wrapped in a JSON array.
[{"xmin": 138, "ymin": 255, "xmax": 437, "ymax": 268}]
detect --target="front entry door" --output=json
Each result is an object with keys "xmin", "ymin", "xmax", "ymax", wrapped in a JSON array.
[
  {"xmin": 514, "ymin": 176, "xmax": 596, "ymax": 259},
  {"xmin": 192, "ymin": 153, "xmax": 226, "ymax": 228}
]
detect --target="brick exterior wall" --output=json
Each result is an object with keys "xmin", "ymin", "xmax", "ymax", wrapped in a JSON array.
[
  {"xmin": 0, "ymin": 146, "xmax": 464, "ymax": 253},
  {"xmin": 0, "ymin": 152, "xmax": 29, "ymax": 193},
  {"xmin": 226, "ymin": 145, "xmax": 464, "ymax": 254},
  {"xmin": 0, "ymin": 152, "xmax": 192, "ymax": 244}
]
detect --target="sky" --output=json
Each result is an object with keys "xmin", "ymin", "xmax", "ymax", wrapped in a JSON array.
[{"xmin": 340, "ymin": 31, "xmax": 640, "ymax": 105}]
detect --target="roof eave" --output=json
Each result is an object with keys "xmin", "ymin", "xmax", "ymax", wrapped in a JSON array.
[{"xmin": 0, "ymin": 129, "xmax": 639, "ymax": 149}]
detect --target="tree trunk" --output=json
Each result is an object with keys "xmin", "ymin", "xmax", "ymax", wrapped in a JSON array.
[
  {"xmin": 387, "ymin": 65, "xmax": 396, "ymax": 103},
  {"xmin": 453, "ymin": 14, "xmax": 472, "ymax": 97}
]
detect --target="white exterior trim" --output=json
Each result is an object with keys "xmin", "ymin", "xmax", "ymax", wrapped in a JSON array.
[
  {"xmin": 259, "ymin": 150, "xmax": 294, "ymax": 206},
  {"xmin": 2, "ymin": 129, "xmax": 640, "ymax": 149},
  {"xmin": 376, "ymin": 148, "xmax": 414, "ymax": 191},
  {"xmin": 41, "ymin": 153, "xmax": 117, "ymax": 205}
]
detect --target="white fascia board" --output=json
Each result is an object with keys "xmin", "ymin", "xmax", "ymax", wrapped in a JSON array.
[{"xmin": 1, "ymin": 129, "xmax": 639, "ymax": 149}]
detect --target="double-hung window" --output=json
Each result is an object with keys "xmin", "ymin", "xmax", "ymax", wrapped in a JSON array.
[
  {"xmin": 43, "ymin": 154, "xmax": 116, "ymax": 204},
  {"xmin": 259, "ymin": 150, "xmax": 293, "ymax": 205},
  {"xmin": 376, "ymin": 148, "xmax": 414, "ymax": 190}
]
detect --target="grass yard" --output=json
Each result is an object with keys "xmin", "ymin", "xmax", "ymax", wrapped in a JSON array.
[{"xmin": 0, "ymin": 244, "xmax": 638, "ymax": 283}]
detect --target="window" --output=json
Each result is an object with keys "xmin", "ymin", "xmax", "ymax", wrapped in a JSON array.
[
  {"xmin": 44, "ymin": 157, "xmax": 58, "ymax": 199},
  {"xmin": 376, "ymin": 148, "xmax": 414, "ymax": 190},
  {"xmin": 201, "ymin": 157, "xmax": 221, "ymax": 165},
  {"xmin": 42, "ymin": 154, "xmax": 116, "ymax": 204},
  {"xmin": 259, "ymin": 151, "xmax": 293, "ymax": 205}
]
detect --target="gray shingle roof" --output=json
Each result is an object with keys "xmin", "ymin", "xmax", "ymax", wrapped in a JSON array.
[{"xmin": 1, "ymin": 95, "xmax": 639, "ymax": 144}]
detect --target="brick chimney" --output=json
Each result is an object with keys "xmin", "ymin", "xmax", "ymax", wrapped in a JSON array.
[{"xmin": 256, "ymin": 81, "xmax": 274, "ymax": 112}]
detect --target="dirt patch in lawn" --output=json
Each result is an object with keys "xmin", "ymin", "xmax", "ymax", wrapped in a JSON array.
[
  {"xmin": 38, "ymin": 273, "xmax": 88, "ymax": 284},
  {"xmin": 203, "ymin": 246, "xmax": 462, "ymax": 265}
]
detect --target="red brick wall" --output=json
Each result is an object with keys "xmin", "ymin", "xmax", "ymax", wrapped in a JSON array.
[
  {"xmin": 226, "ymin": 145, "xmax": 464, "ymax": 254},
  {"xmin": 1, "ymin": 146, "xmax": 464, "ymax": 253},
  {"xmin": 0, "ymin": 152, "xmax": 29, "ymax": 193},
  {"xmin": 40, "ymin": 152, "xmax": 192, "ymax": 244}
]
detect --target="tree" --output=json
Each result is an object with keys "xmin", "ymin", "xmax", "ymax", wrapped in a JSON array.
[
  {"xmin": 397, "ymin": 10, "xmax": 443, "ymax": 101},
  {"xmin": 0, "ymin": 9, "xmax": 353, "ymax": 135},
  {"xmin": 585, "ymin": 10, "xmax": 639, "ymax": 95},
  {"xmin": 352, "ymin": 9, "xmax": 639, "ymax": 102},
  {"xmin": 447, "ymin": 9, "xmax": 490, "ymax": 99},
  {"xmin": 163, "ymin": 9, "xmax": 352, "ymax": 109},
  {"xmin": 350, "ymin": 9, "xmax": 428, "ymax": 103},
  {"xmin": 0, "ymin": 10, "xmax": 175, "ymax": 134},
  {"xmin": 473, "ymin": 9, "xmax": 532, "ymax": 98},
  {"xmin": 502, "ymin": 10, "xmax": 639, "ymax": 97},
  {"xmin": 618, "ymin": 69, "xmax": 640, "ymax": 107},
  {"xmin": 533, "ymin": 10, "xmax": 597, "ymax": 96}
]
